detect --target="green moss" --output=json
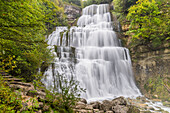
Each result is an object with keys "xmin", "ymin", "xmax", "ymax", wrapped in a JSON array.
[
  {"xmin": 54, "ymin": 45, "xmax": 58, "ymax": 53},
  {"xmin": 144, "ymin": 76, "xmax": 170, "ymax": 101},
  {"xmin": 127, "ymin": 105, "xmax": 140, "ymax": 113}
]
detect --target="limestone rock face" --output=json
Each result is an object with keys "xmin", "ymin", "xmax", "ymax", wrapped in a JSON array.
[
  {"xmin": 132, "ymin": 47, "xmax": 170, "ymax": 99},
  {"xmin": 64, "ymin": 4, "xmax": 81, "ymax": 22}
]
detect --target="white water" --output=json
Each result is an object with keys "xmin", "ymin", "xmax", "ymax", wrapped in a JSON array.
[
  {"xmin": 43, "ymin": 4, "xmax": 141, "ymax": 101},
  {"xmin": 145, "ymin": 99, "xmax": 170, "ymax": 112}
]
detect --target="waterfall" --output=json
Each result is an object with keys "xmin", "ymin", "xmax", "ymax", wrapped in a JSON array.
[{"xmin": 42, "ymin": 4, "xmax": 141, "ymax": 102}]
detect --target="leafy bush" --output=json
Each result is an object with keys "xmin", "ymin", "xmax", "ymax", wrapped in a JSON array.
[
  {"xmin": 0, "ymin": 0, "xmax": 67, "ymax": 81},
  {"xmin": 126, "ymin": 0, "xmax": 169, "ymax": 49},
  {"xmin": 0, "ymin": 55, "xmax": 17, "ymax": 73},
  {"xmin": 82, "ymin": 0, "xmax": 112, "ymax": 8},
  {"xmin": 0, "ymin": 76, "xmax": 22, "ymax": 112},
  {"xmin": 43, "ymin": 73, "xmax": 85, "ymax": 112},
  {"xmin": 144, "ymin": 76, "xmax": 170, "ymax": 101}
]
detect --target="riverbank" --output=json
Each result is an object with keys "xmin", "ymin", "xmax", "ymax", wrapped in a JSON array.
[{"xmin": 1, "ymin": 70, "xmax": 169, "ymax": 113}]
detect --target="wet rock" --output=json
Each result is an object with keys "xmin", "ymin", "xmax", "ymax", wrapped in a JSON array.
[
  {"xmin": 139, "ymin": 111, "xmax": 152, "ymax": 113},
  {"xmin": 111, "ymin": 96, "xmax": 127, "ymax": 106},
  {"xmin": 85, "ymin": 105, "xmax": 93, "ymax": 110},
  {"xmin": 163, "ymin": 101, "xmax": 170, "ymax": 107},
  {"xmin": 102, "ymin": 100, "xmax": 112, "ymax": 111},
  {"xmin": 127, "ymin": 105, "xmax": 140, "ymax": 113},
  {"xmin": 93, "ymin": 109, "xmax": 100, "ymax": 113},
  {"xmin": 152, "ymin": 99, "xmax": 162, "ymax": 102},
  {"xmin": 147, "ymin": 106, "xmax": 154, "ymax": 110},
  {"xmin": 106, "ymin": 111, "xmax": 113, "ymax": 113},
  {"xmin": 136, "ymin": 103, "xmax": 148, "ymax": 108},
  {"xmin": 80, "ymin": 98, "xmax": 87, "ymax": 104},
  {"xmin": 77, "ymin": 109, "xmax": 88, "ymax": 113},
  {"xmin": 75, "ymin": 109, "xmax": 93, "ymax": 113},
  {"xmin": 99, "ymin": 110, "xmax": 104, "ymax": 113},
  {"xmin": 112, "ymin": 105, "xmax": 129, "ymax": 113},
  {"xmin": 87, "ymin": 110, "xmax": 93, "ymax": 113},
  {"xmin": 75, "ymin": 102, "xmax": 86, "ymax": 109},
  {"xmin": 90, "ymin": 101, "xmax": 101, "ymax": 109},
  {"xmin": 153, "ymin": 95, "xmax": 158, "ymax": 98}
]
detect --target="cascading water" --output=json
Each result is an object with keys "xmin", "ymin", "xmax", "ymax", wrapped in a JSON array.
[{"xmin": 43, "ymin": 4, "xmax": 141, "ymax": 102}]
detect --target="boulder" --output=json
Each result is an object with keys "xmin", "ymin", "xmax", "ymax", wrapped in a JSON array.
[
  {"xmin": 102, "ymin": 100, "xmax": 112, "ymax": 111},
  {"xmin": 76, "ymin": 109, "xmax": 91, "ymax": 113},
  {"xmin": 127, "ymin": 105, "xmax": 140, "ymax": 113},
  {"xmin": 99, "ymin": 110, "xmax": 105, "ymax": 113},
  {"xmin": 112, "ymin": 105, "xmax": 129, "ymax": 113},
  {"xmin": 111, "ymin": 96, "xmax": 127, "ymax": 106},
  {"xmin": 93, "ymin": 109, "xmax": 100, "ymax": 113},
  {"xmin": 80, "ymin": 98, "xmax": 87, "ymax": 104},
  {"xmin": 85, "ymin": 105, "xmax": 93, "ymax": 110},
  {"xmin": 90, "ymin": 101, "xmax": 101, "ymax": 109},
  {"xmin": 75, "ymin": 102, "xmax": 86, "ymax": 109},
  {"xmin": 106, "ymin": 111, "xmax": 114, "ymax": 113}
]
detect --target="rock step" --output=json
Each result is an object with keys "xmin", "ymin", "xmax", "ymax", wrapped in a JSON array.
[
  {"xmin": 4, "ymin": 78, "xmax": 22, "ymax": 82},
  {"xmin": 10, "ymin": 82, "xmax": 33, "ymax": 87},
  {"xmin": 0, "ymin": 72, "xmax": 9, "ymax": 76},
  {"xmin": 3, "ymin": 75, "xmax": 13, "ymax": 78}
]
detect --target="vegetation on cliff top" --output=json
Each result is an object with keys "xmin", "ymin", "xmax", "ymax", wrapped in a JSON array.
[
  {"xmin": 113, "ymin": 0, "xmax": 169, "ymax": 50},
  {"xmin": 127, "ymin": 0, "xmax": 169, "ymax": 50}
]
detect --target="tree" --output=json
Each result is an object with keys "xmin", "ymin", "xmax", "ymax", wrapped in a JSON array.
[
  {"xmin": 126, "ymin": 0, "xmax": 169, "ymax": 49},
  {"xmin": 113, "ymin": 0, "xmax": 137, "ymax": 14},
  {"xmin": 0, "ymin": 0, "xmax": 67, "ymax": 81},
  {"xmin": 82, "ymin": 0, "xmax": 112, "ymax": 7},
  {"xmin": 62, "ymin": 0, "xmax": 81, "ymax": 6}
]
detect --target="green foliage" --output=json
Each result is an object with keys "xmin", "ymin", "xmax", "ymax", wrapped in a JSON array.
[
  {"xmin": 43, "ymin": 73, "xmax": 85, "ymax": 112},
  {"xmin": 0, "ymin": 55, "xmax": 17, "ymax": 72},
  {"xmin": 144, "ymin": 76, "xmax": 170, "ymax": 101},
  {"xmin": 0, "ymin": 76, "xmax": 22, "ymax": 112},
  {"xmin": 126, "ymin": 0, "xmax": 170, "ymax": 49},
  {"xmin": 83, "ymin": 0, "xmax": 112, "ymax": 7},
  {"xmin": 57, "ymin": 73, "xmax": 85, "ymax": 110},
  {"xmin": 113, "ymin": 0, "xmax": 137, "ymax": 14},
  {"xmin": 63, "ymin": 0, "xmax": 81, "ymax": 6},
  {"xmin": 26, "ymin": 98, "xmax": 40, "ymax": 112},
  {"xmin": 0, "ymin": 0, "xmax": 67, "ymax": 81}
]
